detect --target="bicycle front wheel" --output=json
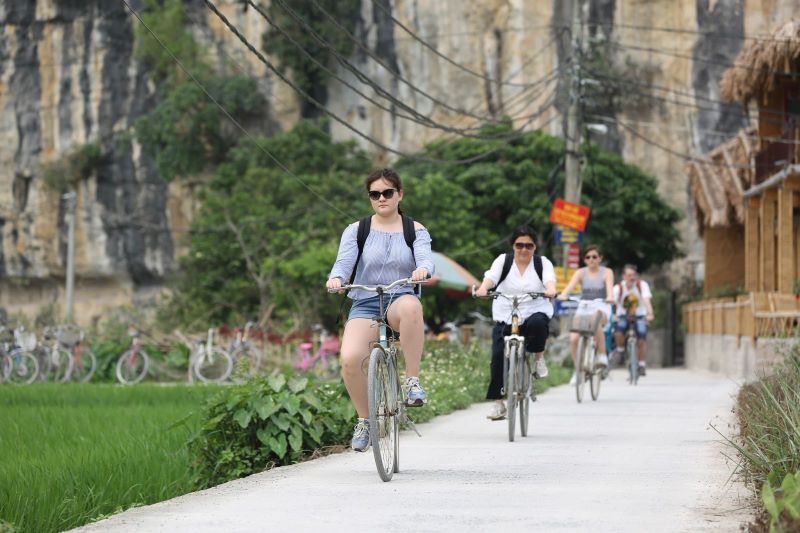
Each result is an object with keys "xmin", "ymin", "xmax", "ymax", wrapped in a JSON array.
[
  {"xmin": 116, "ymin": 349, "xmax": 150, "ymax": 384},
  {"xmin": 194, "ymin": 348, "xmax": 234, "ymax": 383},
  {"xmin": 575, "ymin": 336, "xmax": 587, "ymax": 403},
  {"xmin": 70, "ymin": 346, "xmax": 97, "ymax": 383},
  {"xmin": 519, "ymin": 355, "xmax": 532, "ymax": 437},
  {"xmin": 50, "ymin": 348, "xmax": 74, "ymax": 383},
  {"xmin": 506, "ymin": 341, "xmax": 518, "ymax": 442},
  {"xmin": 368, "ymin": 346, "xmax": 397, "ymax": 482},
  {"xmin": 590, "ymin": 342, "xmax": 602, "ymax": 401},
  {"xmin": 6, "ymin": 351, "xmax": 39, "ymax": 384},
  {"xmin": 627, "ymin": 334, "xmax": 639, "ymax": 385}
]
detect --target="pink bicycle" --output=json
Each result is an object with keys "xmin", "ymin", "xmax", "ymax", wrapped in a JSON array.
[{"xmin": 293, "ymin": 331, "xmax": 340, "ymax": 380}]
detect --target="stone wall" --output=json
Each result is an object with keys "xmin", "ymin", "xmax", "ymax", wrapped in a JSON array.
[{"xmin": 684, "ymin": 333, "xmax": 794, "ymax": 381}]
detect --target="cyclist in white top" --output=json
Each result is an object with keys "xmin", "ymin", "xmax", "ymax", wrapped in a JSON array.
[
  {"xmin": 612, "ymin": 264, "xmax": 654, "ymax": 376},
  {"xmin": 475, "ymin": 226, "xmax": 557, "ymax": 421}
]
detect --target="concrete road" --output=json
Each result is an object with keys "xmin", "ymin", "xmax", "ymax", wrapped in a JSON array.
[{"xmin": 76, "ymin": 368, "xmax": 753, "ymax": 532}]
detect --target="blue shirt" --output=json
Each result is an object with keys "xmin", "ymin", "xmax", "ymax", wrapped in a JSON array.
[{"xmin": 329, "ymin": 222, "xmax": 435, "ymax": 301}]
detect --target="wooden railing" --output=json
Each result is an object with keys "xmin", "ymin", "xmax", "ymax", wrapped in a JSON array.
[{"xmin": 683, "ymin": 292, "xmax": 800, "ymax": 338}]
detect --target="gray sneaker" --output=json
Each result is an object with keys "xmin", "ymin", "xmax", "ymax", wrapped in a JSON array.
[
  {"xmin": 405, "ymin": 377, "xmax": 428, "ymax": 407},
  {"xmin": 351, "ymin": 419, "xmax": 370, "ymax": 452}
]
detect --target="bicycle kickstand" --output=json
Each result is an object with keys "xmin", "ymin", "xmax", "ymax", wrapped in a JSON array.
[{"xmin": 401, "ymin": 411, "xmax": 423, "ymax": 437}]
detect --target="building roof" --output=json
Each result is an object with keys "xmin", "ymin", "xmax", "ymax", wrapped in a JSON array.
[
  {"xmin": 686, "ymin": 128, "xmax": 755, "ymax": 228},
  {"xmin": 720, "ymin": 20, "xmax": 800, "ymax": 105}
]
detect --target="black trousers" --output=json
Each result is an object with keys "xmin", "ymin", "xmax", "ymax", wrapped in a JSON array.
[{"xmin": 486, "ymin": 312, "xmax": 550, "ymax": 400}]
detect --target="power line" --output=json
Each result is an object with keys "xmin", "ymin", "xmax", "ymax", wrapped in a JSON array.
[
  {"xmin": 581, "ymin": 19, "xmax": 798, "ymax": 45},
  {"xmin": 370, "ymin": 0, "xmax": 545, "ymax": 89},
  {"xmin": 204, "ymin": 0, "xmax": 558, "ymax": 165},
  {"xmin": 119, "ymin": 0, "xmax": 356, "ymax": 225}
]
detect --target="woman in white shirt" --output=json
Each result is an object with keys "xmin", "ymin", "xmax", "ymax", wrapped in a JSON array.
[{"xmin": 474, "ymin": 226, "xmax": 557, "ymax": 421}]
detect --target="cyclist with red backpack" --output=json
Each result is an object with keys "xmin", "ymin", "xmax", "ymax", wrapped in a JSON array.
[
  {"xmin": 612, "ymin": 264, "xmax": 654, "ymax": 376},
  {"xmin": 474, "ymin": 226, "xmax": 557, "ymax": 421},
  {"xmin": 326, "ymin": 168, "xmax": 434, "ymax": 452}
]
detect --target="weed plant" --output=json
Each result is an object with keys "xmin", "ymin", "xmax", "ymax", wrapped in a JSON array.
[
  {"xmin": 733, "ymin": 345, "xmax": 800, "ymax": 531},
  {"xmin": 0, "ymin": 384, "xmax": 220, "ymax": 533}
]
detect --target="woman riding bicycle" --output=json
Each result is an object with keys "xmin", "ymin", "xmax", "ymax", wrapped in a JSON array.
[
  {"xmin": 326, "ymin": 168, "xmax": 434, "ymax": 452},
  {"xmin": 474, "ymin": 226, "xmax": 557, "ymax": 421},
  {"xmin": 558, "ymin": 244, "xmax": 615, "ymax": 380}
]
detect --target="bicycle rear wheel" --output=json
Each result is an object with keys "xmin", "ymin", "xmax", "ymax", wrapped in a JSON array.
[
  {"xmin": 194, "ymin": 348, "xmax": 234, "ymax": 383},
  {"xmin": 49, "ymin": 348, "xmax": 73, "ymax": 383},
  {"xmin": 627, "ymin": 334, "xmax": 638, "ymax": 385},
  {"xmin": 506, "ymin": 341, "xmax": 518, "ymax": 442},
  {"xmin": 589, "ymin": 339, "xmax": 601, "ymax": 401},
  {"xmin": 70, "ymin": 345, "xmax": 97, "ymax": 383},
  {"xmin": 575, "ymin": 336, "xmax": 587, "ymax": 403},
  {"xmin": 368, "ymin": 346, "xmax": 396, "ymax": 482},
  {"xmin": 116, "ymin": 349, "xmax": 150, "ymax": 384},
  {"xmin": 519, "ymin": 355, "xmax": 532, "ymax": 437}
]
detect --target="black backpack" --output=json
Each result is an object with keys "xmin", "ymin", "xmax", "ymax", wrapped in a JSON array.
[
  {"xmin": 349, "ymin": 214, "xmax": 418, "ymax": 292},
  {"xmin": 496, "ymin": 252, "xmax": 543, "ymax": 288}
]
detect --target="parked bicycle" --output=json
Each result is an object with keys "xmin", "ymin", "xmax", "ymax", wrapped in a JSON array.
[
  {"xmin": 292, "ymin": 326, "xmax": 340, "ymax": 380},
  {"xmin": 190, "ymin": 328, "xmax": 233, "ymax": 383},
  {"xmin": 0, "ymin": 326, "xmax": 39, "ymax": 385},
  {"xmin": 228, "ymin": 322, "xmax": 263, "ymax": 378},
  {"xmin": 474, "ymin": 289, "xmax": 545, "ymax": 442},
  {"xmin": 568, "ymin": 299, "xmax": 607, "ymax": 403},
  {"xmin": 116, "ymin": 330, "xmax": 150, "ymax": 384},
  {"xmin": 329, "ymin": 277, "xmax": 426, "ymax": 482}
]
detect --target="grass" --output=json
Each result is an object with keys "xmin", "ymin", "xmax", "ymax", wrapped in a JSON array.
[
  {"xmin": 0, "ymin": 384, "xmax": 221, "ymax": 533},
  {"xmin": 731, "ymin": 344, "xmax": 800, "ymax": 531}
]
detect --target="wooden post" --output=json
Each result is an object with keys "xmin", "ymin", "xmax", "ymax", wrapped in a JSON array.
[
  {"xmin": 760, "ymin": 189, "xmax": 777, "ymax": 292},
  {"xmin": 745, "ymin": 197, "xmax": 760, "ymax": 292},
  {"xmin": 777, "ymin": 187, "xmax": 795, "ymax": 293}
]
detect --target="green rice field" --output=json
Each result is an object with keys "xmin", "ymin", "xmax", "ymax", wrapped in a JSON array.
[{"xmin": 0, "ymin": 384, "xmax": 221, "ymax": 533}]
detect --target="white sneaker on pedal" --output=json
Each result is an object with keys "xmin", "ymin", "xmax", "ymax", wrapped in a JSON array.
[
  {"xmin": 595, "ymin": 354, "xmax": 609, "ymax": 368},
  {"xmin": 534, "ymin": 358, "xmax": 549, "ymax": 379},
  {"xmin": 569, "ymin": 372, "xmax": 577, "ymax": 385}
]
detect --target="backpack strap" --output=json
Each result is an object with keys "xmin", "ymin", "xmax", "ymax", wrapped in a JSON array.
[
  {"xmin": 349, "ymin": 216, "xmax": 372, "ymax": 285},
  {"xmin": 533, "ymin": 254, "xmax": 543, "ymax": 282},
  {"xmin": 401, "ymin": 214, "xmax": 416, "ymax": 251}
]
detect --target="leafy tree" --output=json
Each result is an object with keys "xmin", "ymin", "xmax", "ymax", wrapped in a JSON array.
[
  {"xmin": 134, "ymin": 0, "xmax": 209, "ymax": 88},
  {"xmin": 164, "ymin": 121, "xmax": 371, "ymax": 329},
  {"xmin": 262, "ymin": 0, "xmax": 361, "ymax": 117},
  {"xmin": 41, "ymin": 143, "xmax": 103, "ymax": 193},
  {"xmin": 135, "ymin": 76, "xmax": 265, "ymax": 181}
]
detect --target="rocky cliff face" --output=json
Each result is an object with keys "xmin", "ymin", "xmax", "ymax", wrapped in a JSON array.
[{"xmin": 0, "ymin": 0, "xmax": 795, "ymax": 317}]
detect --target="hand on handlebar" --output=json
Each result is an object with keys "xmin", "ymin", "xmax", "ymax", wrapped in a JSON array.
[
  {"xmin": 326, "ymin": 277, "xmax": 344, "ymax": 293},
  {"xmin": 473, "ymin": 284, "xmax": 489, "ymax": 298},
  {"xmin": 411, "ymin": 267, "xmax": 429, "ymax": 282}
]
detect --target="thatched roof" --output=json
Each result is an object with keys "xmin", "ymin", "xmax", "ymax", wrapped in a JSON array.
[
  {"xmin": 720, "ymin": 20, "xmax": 800, "ymax": 104},
  {"xmin": 686, "ymin": 127, "xmax": 756, "ymax": 228}
]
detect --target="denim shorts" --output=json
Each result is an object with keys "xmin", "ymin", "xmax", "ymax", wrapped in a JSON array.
[
  {"xmin": 348, "ymin": 295, "xmax": 399, "ymax": 321},
  {"xmin": 615, "ymin": 315, "xmax": 648, "ymax": 339}
]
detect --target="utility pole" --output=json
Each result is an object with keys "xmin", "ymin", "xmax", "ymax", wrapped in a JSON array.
[
  {"xmin": 564, "ymin": 0, "xmax": 583, "ymax": 205},
  {"xmin": 562, "ymin": 0, "xmax": 583, "ymax": 276},
  {"xmin": 64, "ymin": 191, "xmax": 77, "ymax": 324}
]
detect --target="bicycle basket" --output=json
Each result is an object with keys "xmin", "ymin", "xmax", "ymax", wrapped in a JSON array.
[
  {"xmin": 568, "ymin": 313, "xmax": 602, "ymax": 335},
  {"xmin": 55, "ymin": 325, "xmax": 82, "ymax": 346},
  {"xmin": 16, "ymin": 330, "xmax": 37, "ymax": 351}
]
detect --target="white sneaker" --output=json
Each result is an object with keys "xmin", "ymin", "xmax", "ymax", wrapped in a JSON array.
[
  {"xmin": 486, "ymin": 402, "xmax": 507, "ymax": 420},
  {"xmin": 595, "ymin": 354, "xmax": 609, "ymax": 368},
  {"xmin": 534, "ymin": 358, "xmax": 549, "ymax": 379},
  {"xmin": 569, "ymin": 372, "xmax": 577, "ymax": 385}
]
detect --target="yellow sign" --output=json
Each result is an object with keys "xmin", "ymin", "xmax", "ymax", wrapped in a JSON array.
[{"xmin": 554, "ymin": 267, "xmax": 580, "ymax": 293}]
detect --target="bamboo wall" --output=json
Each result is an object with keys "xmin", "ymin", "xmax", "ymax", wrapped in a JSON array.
[{"xmin": 683, "ymin": 292, "xmax": 799, "ymax": 338}]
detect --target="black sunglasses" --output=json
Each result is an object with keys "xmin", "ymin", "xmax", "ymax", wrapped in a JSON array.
[
  {"xmin": 584, "ymin": 254, "xmax": 599, "ymax": 259},
  {"xmin": 514, "ymin": 242, "xmax": 535, "ymax": 250},
  {"xmin": 368, "ymin": 188, "xmax": 397, "ymax": 200}
]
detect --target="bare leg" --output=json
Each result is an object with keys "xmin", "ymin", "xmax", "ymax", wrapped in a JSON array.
[
  {"xmin": 594, "ymin": 313, "xmax": 608, "ymax": 355},
  {"xmin": 638, "ymin": 339, "xmax": 647, "ymax": 363},
  {"xmin": 386, "ymin": 295, "xmax": 424, "ymax": 376},
  {"xmin": 339, "ymin": 318, "xmax": 377, "ymax": 418},
  {"xmin": 569, "ymin": 332, "xmax": 580, "ymax": 364},
  {"xmin": 614, "ymin": 331, "xmax": 625, "ymax": 350}
]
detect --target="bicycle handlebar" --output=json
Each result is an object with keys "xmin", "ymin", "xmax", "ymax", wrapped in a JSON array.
[
  {"xmin": 471, "ymin": 285, "xmax": 548, "ymax": 301},
  {"xmin": 328, "ymin": 276, "xmax": 430, "ymax": 293}
]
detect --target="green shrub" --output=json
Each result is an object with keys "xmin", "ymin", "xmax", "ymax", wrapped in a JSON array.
[
  {"xmin": 189, "ymin": 341, "xmax": 571, "ymax": 488},
  {"xmin": 188, "ymin": 373, "xmax": 354, "ymax": 489},
  {"xmin": 762, "ymin": 471, "xmax": 800, "ymax": 532}
]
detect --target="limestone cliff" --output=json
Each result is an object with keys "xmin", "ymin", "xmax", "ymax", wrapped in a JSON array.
[{"xmin": 0, "ymin": 0, "xmax": 795, "ymax": 317}]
